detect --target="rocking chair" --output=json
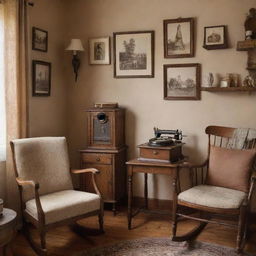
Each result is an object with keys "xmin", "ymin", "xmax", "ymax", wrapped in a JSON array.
[
  {"xmin": 172, "ymin": 125, "xmax": 256, "ymax": 252},
  {"xmin": 11, "ymin": 137, "xmax": 104, "ymax": 256}
]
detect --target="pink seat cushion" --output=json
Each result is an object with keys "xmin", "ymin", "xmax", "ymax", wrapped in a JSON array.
[{"xmin": 207, "ymin": 146, "xmax": 256, "ymax": 192}]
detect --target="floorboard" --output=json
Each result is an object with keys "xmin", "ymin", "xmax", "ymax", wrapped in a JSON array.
[{"xmin": 12, "ymin": 208, "xmax": 256, "ymax": 256}]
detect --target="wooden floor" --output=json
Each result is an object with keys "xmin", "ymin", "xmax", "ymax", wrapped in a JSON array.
[{"xmin": 13, "ymin": 208, "xmax": 256, "ymax": 256}]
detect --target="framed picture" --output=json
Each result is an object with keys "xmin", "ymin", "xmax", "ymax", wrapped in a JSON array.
[
  {"xmin": 203, "ymin": 25, "xmax": 228, "ymax": 50},
  {"xmin": 164, "ymin": 63, "xmax": 201, "ymax": 100},
  {"xmin": 32, "ymin": 27, "xmax": 48, "ymax": 52},
  {"xmin": 89, "ymin": 37, "xmax": 111, "ymax": 65},
  {"xmin": 163, "ymin": 18, "xmax": 194, "ymax": 58},
  {"xmin": 113, "ymin": 31, "xmax": 154, "ymax": 78},
  {"xmin": 32, "ymin": 60, "xmax": 51, "ymax": 96}
]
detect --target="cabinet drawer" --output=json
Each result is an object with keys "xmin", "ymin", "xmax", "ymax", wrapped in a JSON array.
[
  {"xmin": 140, "ymin": 148, "xmax": 169, "ymax": 161},
  {"xmin": 81, "ymin": 153, "xmax": 112, "ymax": 165}
]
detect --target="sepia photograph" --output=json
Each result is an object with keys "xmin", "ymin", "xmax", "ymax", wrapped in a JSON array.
[
  {"xmin": 164, "ymin": 18, "xmax": 194, "ymax": 58},
  {"xmin": 203, "ymin": 25, "xmax": 228, "ymax": 50},
  {"xmin": 164, "ymin": 63, "xmax": 201, "ymax": 100},
  {"xmin": 32, "ymin": 27, "xmax": 48, "ymax": 52},
  {"xmin": 113, "ymin": 31, "xmax": 154, "ymax": 78},
  {"xmin": 89, "ymin": 37, "xmax": 110, "ymax": 65},
  {"xmin": 32, "ymin": 60, "xmax": 51, "ymax": 96}
]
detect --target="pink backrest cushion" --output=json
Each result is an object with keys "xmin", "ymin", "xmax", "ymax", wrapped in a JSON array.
[{"xmin": 207, "ymin": 146, "xmax": 256, "ymax": 192}]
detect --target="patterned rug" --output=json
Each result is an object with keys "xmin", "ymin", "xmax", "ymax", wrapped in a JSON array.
[{"xmin": 74, "ymin": 237, "xmax": 249, "ymax": 256}]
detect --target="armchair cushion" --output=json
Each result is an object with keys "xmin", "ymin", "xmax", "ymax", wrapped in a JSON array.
[
  {"xmin": 11, "ymin": 137, "xmax": 73, "ymax": 201},
  {"xmin": 207, "ymin": 146, "xmax": 256, "ymax": 192},
  {"xmin": 25, "ymin": 190, "xmax": 100, "ymax": 225},
  {"xmin": 178, "ymin": 185, "xmax": 246, "ymax": 209}
]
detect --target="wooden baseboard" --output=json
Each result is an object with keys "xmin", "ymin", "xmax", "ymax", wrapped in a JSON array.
[{"xmin": 133, "ymin": 197, "xmax": 173, "ymax": 211}]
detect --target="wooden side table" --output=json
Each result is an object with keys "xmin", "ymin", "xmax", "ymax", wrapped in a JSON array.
[
  {"xmin": 0, "ymin": 208, "xmax": 17, "ymax": 256},
  {"xmin": 126, "ymin": 159, "xmax": 184, "ymax": 230}
]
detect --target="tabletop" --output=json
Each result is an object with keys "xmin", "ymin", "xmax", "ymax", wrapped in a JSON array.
[
  {"xmin": 126, "ymin": 158, "xmax": 185, "ymax": 168},
  {"xmin": 0, "ymin": 209, "xmax": 17, "ymax": 230}
]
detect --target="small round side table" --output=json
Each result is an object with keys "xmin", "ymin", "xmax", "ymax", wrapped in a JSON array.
[{"xmin": 0, "ymin": 208, "xmax": 17, "ymax": 256}]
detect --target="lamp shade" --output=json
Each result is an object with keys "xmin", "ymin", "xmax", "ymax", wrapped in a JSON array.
[{"xmin": 66, "ymin": 39, "xmax": 84, "ymax": 51}]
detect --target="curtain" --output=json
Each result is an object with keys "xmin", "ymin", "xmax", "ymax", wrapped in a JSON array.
[
  {"xmin": 4, "ymin": 0, "xmax": 29, "ymax": 214},
  {"xmin": 0, "ymin": 1, "xmax": 6, "ymax": 202}
]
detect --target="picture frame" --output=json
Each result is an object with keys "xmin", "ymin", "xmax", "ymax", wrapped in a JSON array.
[
  {"xmin": 163, "ymin": 18, "xmax": 194, "ymax": 58},
  {"xmin": 89, "ymin": 37, "xmax": 111, "ymax": 65},
  {"xmin": 32, "ymin": 60, "xmax": 51, "ymax": 96},
  {"xmin": 164, "ymin": 63, "xmax": 201, "ymax": 100},
  {"xmin": 113, "ymin": 31, "xmax": 154, "ymax": 78},
  {"xmin": 203, "ymin": 25, "xmax": 228, "ymax": 50},
  {"xmin": 32, "ymin": 27, "xmax": 48, "ymax": 52}
]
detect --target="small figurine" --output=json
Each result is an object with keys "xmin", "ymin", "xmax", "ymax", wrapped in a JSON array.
[
  {"xmin": 244, "ymin": 8, "xmax": 256, "ymax": 39},
  {"xmin": 207, "ymin": 73, "xmax": 214, "ymax": 87},
  {"xmin": 243, "ymin": 75, "xmax": 255, "ymax": 87}
]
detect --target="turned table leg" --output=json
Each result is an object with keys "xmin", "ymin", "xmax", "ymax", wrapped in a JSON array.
[
  {"xmin": 144, "ymin": 173, "xmax": 148, "ymax": 209},
  {"xmin": 127, "ymin": 166, "xmax": 133, "ymax": 230}
]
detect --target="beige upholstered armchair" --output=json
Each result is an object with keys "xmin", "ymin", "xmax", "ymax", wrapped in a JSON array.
[
  {"xmin": 11, "ymin": 137, "xmax": 104, "ymax": 256},
  {"xmin": 172, "ymin": 126, "xmax": 256, "ymax": 252}
]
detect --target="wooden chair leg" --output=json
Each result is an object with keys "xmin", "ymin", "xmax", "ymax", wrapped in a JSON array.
[
  {"xmin": 40, "ymin": 230, "xmax": 47, "ymax": 252},
  {"xmin": 237, "ymin": 205, "xmax": 246, "ymax": 252},
  {"xmin": 23, "ymin": 223, "xmax": 47, "ymax": 256}
]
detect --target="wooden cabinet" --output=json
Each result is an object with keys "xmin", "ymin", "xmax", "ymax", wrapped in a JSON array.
[
  {"xmin": 80, "ymin": 147, "xmax": 126, "ymax": 214},
  {"xmin": 80, "ymin": 106, "xmax": 127, "ymax": 214}
]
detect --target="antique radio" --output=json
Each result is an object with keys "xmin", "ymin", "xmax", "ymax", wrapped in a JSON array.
[
  {"xmin": 86, "ymin": 106, "xmax": 125, "ymax": 149},
  {"xmin": 137, "ymin": 127, "xmax": 184, "ymax": 163}
]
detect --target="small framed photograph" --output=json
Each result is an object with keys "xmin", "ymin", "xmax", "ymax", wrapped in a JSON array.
[
  {"xmin": 32, "ymin": 27, "xmax": 48, "ymax": 52},
  {"xmin": 89, "ymin": 37, "xmax": 111, "ymax": 65},
  {"xmin": 32, "ymin": 60, "xmax": 51, "ymax": 96},
  {"xmin": 163, "ymin": 18, "xmax": 194, "ymax": 58},
  {"xmin": 164, "ymin": 63, "xmax": 201, "ymax": 100},
  {"xmin": 203, "ymin": 25, "xmax": 228, "ymax": 50},
  {"xmin": 113, "ymin": 31, "xmax": 154, "ymax": 78}
]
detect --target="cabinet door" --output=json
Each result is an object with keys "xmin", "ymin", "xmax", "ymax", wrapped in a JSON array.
[{"xmin": 83, "ymin": 164, "xmax": 113, "ymax": 201}]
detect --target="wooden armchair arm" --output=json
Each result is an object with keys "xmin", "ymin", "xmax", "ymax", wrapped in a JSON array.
[
  {"xmin": 173, "ymin": 159, "xmax": 209, "ymax": 194},
  {"xmin": 71, "ymin": 168, "xmax": 101, "ymax": 197},
  {"xmin": 15, "ymin": 178, "xmax": 45, "ymax": 224},
  {"xmin": 178, "ymin": 159, "xmax": 209, "ymax": 169},
  {"xmin": 71, "ymin": 168, "xmax": 100, "ymax": 174},
  {"xmin": 16, "ymin": 178, "xmax": 39, "ymax": 189}
]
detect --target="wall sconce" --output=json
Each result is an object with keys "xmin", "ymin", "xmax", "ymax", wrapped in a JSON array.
[{"xmin": 66, "ymin": 39, "xmax": 84, "ymax": 82}]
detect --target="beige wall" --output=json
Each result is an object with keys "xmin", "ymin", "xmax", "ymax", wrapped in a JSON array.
[
  {"xmin": 63, "ymin": 0, "xmax": 256, "ymax": 210},
  {"xmin": 28, "ymin": 0, "xmax": 68, "ymax": 138},
  {"xmin": 0, "ymin": 162, "xmax": 5, "ymax": 201}
]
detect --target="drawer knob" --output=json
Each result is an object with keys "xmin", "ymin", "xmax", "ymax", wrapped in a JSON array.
[
  {"xmin": 96, "ymin": 157, "xmax": 101, "ymax": 162},
  {"xmin": 153, "ymin": 151, "xmax": 159, "ymax": 155}
]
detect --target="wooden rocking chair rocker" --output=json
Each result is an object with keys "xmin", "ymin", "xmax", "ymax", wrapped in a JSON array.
[
  {"xmin": 11, "ymin": 137, "xmax": 104, "ymax": 256},
  {"xmin": 172, "ymin": 125, "xmax": 256, "ymax": 252}
]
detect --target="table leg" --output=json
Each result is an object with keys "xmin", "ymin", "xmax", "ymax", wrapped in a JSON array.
[
  {"xmin": 172, "ymin": 167, "xmax": 178, "ymax": 237},
  {"xmin": 127, "ymin": 166, "xmax": 133, "ymax": 230},
  {"xmin": 144, "ymin": 173, "xmax": 148, "ymax": 209}
]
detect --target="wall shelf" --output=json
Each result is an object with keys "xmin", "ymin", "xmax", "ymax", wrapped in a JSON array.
[
  {"xmin": 237, "ymin": 40, "xmax": 256, "ymax": 51},
  {"xmin": 201, "ymin": 86, "xmax": 256, "ymax": 92}
]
